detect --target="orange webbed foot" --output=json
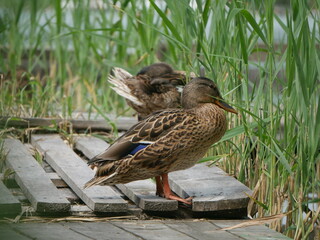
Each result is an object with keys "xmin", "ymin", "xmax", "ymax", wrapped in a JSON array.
[{"xmin": 155, "ymin": 174, "xmax": 193, "ymax": 206}]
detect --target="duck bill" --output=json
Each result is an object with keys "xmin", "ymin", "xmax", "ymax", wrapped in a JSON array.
[{"xmin": 215, "ymin": 100, "xmax": 238, "ymax": 114}]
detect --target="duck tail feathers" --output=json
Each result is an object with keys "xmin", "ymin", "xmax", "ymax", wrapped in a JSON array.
[
  {"xmin": 108, "ymin": 68, "xmax": 143, "ymax": 106},
  {"xmin": 84, "ymin": 172, "xmax": 117, "ymax": 189},
  {"xmin": 113, "ymin": 67, "xmax": 132, "ymax": 80}
]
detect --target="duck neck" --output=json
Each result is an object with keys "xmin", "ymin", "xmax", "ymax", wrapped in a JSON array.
[
  {"xmin": 194, "ymin": 103, "xmax": 228, "ymax": 144},
  {"xmin": 195, "ymin": 103, "xmax": 224, "ymax": 117},
  {"xmin": 195, "ymin": 103, "xmax": 227, "ymax": 131}
]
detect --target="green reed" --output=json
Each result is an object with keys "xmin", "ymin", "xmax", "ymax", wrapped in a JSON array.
[{"xmin": 0, "ymin": 0, "xmax": 319, "ymax": 238}]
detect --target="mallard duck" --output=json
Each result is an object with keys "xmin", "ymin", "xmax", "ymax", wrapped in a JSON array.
[
  {"xmin": 109, "ymin": 63, "xmax": 195, "ymax": 120},
  {"xmin": 85, "ymin": 77, "xmax": 237, "ymax": 204}
]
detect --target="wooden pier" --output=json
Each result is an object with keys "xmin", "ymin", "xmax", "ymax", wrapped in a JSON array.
[
  {"xmin": 0, "ymin": 220, "xmax": 291, "ymax": 240},
  {"xmin": 0, "ymin": 115, "xmax": 290, "ymax": 239}
]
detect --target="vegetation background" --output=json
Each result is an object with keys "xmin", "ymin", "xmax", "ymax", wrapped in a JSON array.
[{"xmin": 0, "ymin": 0, "xmax": 319, "ymax": 239}]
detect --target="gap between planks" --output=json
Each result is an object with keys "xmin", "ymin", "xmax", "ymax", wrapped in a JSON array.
[
  {"xmin": 31, "ymin": 134, "xmax": 128, "ymax": 213},
  {"xmin": 3, "ymin": 139, "xmax": 70, "ymax": 213}
]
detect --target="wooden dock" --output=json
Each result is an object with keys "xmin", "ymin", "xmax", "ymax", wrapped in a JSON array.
[
  {"xmin": 0, "ymin": 113, "xmax": 137, "ymax": 131},
  {"xmin": 31, "ymin": 135, "xmax": 127, "ymax": 213},
  {"xmin": 0, "ymin": 220, "xmax": 291, "ymax": 240},
  {"xmin": 1, "ymin": 134, "xmax": 252, "ymax": 215},
  {"xmin": 0, "ymin": 115, "xmax": 289, "ymax": 239},
  {"xmin": 4, "ymin": 139, "xmax": 70, "ymax": 213}
]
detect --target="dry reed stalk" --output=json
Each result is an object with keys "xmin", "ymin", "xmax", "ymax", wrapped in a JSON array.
[
  {"xmin": 2, "ymin": 215, "xmax": 139, "ymax": 223},
  {"xmin": 218, "ymin": 212, "xmax": 291, "ymax": 231},
  {"xmin": 258, "ymin": 167, "xmax": 267, "ymax": 218},
  {"xmin": 247, "ymin": 172, "xmax": 265, "ymax": 218}
]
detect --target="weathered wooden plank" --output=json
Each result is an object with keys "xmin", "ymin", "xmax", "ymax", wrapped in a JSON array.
[
  {"xmin": 169, "ymin": 163, "xmax": 252, "ymax": 212},
  {"xmin": 31, "ymin": 134, "xmax": 127, "ymax": 213},
  {"xmin": 71, "ymin": 112, "xmax": 137, "ymax": 131},
  {"xmin": 212, "ymin": 220, "xmax": 291, "ymax": 239},
  {"xmin": 117, "ymin": 181, "xmax": 178, "ymax": 211},
  {"xmin": 74, "ymin": 136, "xmax": 110, "ymax": 159},
  {"xmin": 10, "ymin": 223, "xmax": 91, "ymax": 240},
  {"xmin": 63, "ymin": 222, "xmax": 142, "ymax": 240},
  {"xmin": 0, "ymin": 114, "xmax": 137, "ymax": 131},
  {"xmin": 0, "ymin": 220, "xmax": 290, "ymax": 240},
  {"xmin": 0, "ymin": 181, "xmax": 21, "ymax": 216},
  {"xmin": 0, "ymin": 224, "xmax": 31, "ymax": 240},
  {"xmin": 164, "ymin": 220, "xmax": 242, "ymax": 240},
  {"xmin": 112, "ymin": 220, "xmax": 197, "ymax": 240},
  {"xmin": 3, "ymin": 139, "xmax": 70, "ymax": 213},
  {"xmin": 75, "ymin": 136, "xmax": 178, "ymax": 211}
]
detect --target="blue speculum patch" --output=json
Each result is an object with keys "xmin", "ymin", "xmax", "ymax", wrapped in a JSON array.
[{"xmin": 129, "ymin": 143, "xmax": 150, "ymax": 155}]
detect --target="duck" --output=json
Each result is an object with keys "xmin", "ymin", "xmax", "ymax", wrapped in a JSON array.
[
  {"xmin": 85, "ymin": 77, "xmax": 237, "ymax": 204},
  {"xmin": 109, "ymin": 62, "xmax": 195, "ymax": 120}
]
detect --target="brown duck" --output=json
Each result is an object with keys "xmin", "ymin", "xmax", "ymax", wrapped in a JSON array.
[
  {"xmin": 85, "ymin": 77, "xmax": 237, "ymax": 204},
  {"xmin": 109, "ymin": 63, "xmax": 195, "ymax": 120}
]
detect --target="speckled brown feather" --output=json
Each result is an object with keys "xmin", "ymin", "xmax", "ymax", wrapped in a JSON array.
[
  {"xmin": 87, "ymin": 109, "xmax": 186, "ymax": 166},
  {"xmin": 109, "ymin": 63, "xmax": 195, "ymax": 120},
  {"xmin": 84, "ymin": 77, "xmax": 235, "ymax": 188}
]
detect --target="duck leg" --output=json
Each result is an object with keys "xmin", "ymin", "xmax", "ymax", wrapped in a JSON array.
[
  {"xmin": 160, "ymin": 173, "xmax": 192, "ymax": 205},
  {"xmin": 155, "ymin": 176, "xmax": 164, "ymax": 196}
]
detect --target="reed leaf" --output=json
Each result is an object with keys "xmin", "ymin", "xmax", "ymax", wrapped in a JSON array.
[{"xmin": 0, "ymin": 1, "xmax": 319, "ymax": 238}]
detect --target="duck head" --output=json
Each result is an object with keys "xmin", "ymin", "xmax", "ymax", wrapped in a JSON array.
[
  {"xmin": 137, "ymin": 63, "xmax": 174, "ymax": 78},
  {"xmin": 137, "ymin": 63, "xmax": 193, "ymax": 87},
  {"xmin": 182, "ymin": 77, "xmax": 238, "ymax": 114}
]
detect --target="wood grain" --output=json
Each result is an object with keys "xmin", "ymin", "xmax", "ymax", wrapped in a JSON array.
[
  {"xmin": 169, "ymin": 163, "xmax": 252, "ymax": 212},
  {"xmin": 0, "ymin": 114, "xmax": 137, "ymax": 131},
  {"xmin": 3, "ymin": 139, "xmax": 70, "ymax": 213},
  {"xmin": 31, "ymin": 134, "xmax": 127, "ymax": 212}
]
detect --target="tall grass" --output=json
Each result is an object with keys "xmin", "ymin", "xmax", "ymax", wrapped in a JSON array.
[{"xmin": 0, "ymin": 0, "xmax": 319, "ymax": 238}]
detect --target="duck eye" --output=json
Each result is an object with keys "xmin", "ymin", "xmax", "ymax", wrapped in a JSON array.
[
  {"xmin": 199, "ymin": 82, "xmax": 213, "ymax": 88},
  {"xmin": 205, "ymin": 84, "xmax": 215, "ymax": 89}
]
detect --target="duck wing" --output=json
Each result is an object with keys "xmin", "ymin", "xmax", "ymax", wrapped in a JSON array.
[{"xmin": 87, "ymin": 109, "xmax": 187, "ymax": 167}]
